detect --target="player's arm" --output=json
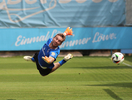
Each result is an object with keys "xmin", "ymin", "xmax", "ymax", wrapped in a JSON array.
[{"xmin": 42, "ymin": 56, "xmax": 55, "ymax": 64}]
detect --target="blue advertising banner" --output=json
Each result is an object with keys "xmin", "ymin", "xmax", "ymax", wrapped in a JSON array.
[
  {"xmin": 0, "ymin": 0, "xmax": 125, "ymax": 28},
  {"xmin": 0, "ymin": 27, "xmax": 132, "ymax": 51}
]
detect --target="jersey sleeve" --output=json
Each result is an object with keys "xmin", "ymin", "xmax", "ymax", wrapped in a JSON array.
[
  {"xmin": 49, "ymin": 49, "xmax": 60, "ymax": 60},
  {"xmin": 46, "ymin": 38, "xmax": 52, "ymax": 45}
]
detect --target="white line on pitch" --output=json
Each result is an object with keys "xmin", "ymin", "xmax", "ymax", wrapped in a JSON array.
[{"xmin": 122, "ymin": 62, "xmax": 132, "ymax": 68}]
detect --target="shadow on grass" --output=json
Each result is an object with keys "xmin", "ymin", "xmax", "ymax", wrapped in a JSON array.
[
  {"xmin": 87, "ymin": 82, "xmax": 132, "ymax": 88},
  {"xmin": 104, "ymin": 89, "xmax": 123, "ymax": 100},
  {"xmin": 87, "ymin": 82, "xmax": 132, "ymax": 100}
]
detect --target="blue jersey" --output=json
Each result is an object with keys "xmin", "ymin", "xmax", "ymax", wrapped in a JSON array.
[{"xmin": 38, "ymin": 38, "xmax": 60, "ymax": 69}]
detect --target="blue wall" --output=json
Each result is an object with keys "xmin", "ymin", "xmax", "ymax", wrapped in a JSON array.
[
  {"xmin": 0, "ymin": 0, "xmax": 131, "ymax": 51},
  {"xmin": 0, "ymin": 27, "xmax": 132, "ymax": 51},
  {"xmin": 0, "ymin": 0, "xmax": 125, "ymax": 28}
]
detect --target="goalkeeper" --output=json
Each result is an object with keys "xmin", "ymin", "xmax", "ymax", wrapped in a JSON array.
[{"xmin": 24, "ymin": 27, "xmax": 73, "ymax": 76}]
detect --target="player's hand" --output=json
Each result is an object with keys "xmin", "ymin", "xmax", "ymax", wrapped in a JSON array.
[
  {"xmin": 63, "ymin": 27, "xmax": 73, "ymax": 36},
  {"xmin": 42, "ymin": 56, "xmax": 52, "ymax": 64}
]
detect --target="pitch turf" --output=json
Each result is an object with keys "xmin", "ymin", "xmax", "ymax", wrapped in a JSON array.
[{"xmin": 0, "ymin": 56, "xmax": 132, "ymax": 100}]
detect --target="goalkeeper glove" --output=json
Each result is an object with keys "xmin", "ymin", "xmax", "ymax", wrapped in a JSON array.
[
  {"xmin": 42, "ymin": 56, "xmax": 52, "ymax": 64},
  {"xmin": 63, "ymin": 27, "xmax": 73, "ymax": 36}
]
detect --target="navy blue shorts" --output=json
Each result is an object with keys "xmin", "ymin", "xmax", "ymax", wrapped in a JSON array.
[{"xmin": 33, "ymin": 53, "xmax": 52, "ymax": 76}]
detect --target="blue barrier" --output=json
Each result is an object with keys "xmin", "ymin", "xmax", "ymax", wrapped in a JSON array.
[
  {"xmin": 0, "ymin": 27, "xmax": 132, "ymax": 51},
  {"xmin": 121, "ymin": 49, "xmax": 132, "ymax": 54}
]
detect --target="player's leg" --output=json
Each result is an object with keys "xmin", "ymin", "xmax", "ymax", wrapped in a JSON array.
[
  {"xmin": 23, "ymin": 53, "xmax": 50, "ymax": 76},
  {"xmin": 51, "ymin": 62, "xmax": 61, "ymax": 73},
  {"xmin": 23, "ymin": 54, "xmax": 36, "ymax": 62},
  {"xmin": 51, "ymin": 53, "xmax": 73, "ymax": 73}
]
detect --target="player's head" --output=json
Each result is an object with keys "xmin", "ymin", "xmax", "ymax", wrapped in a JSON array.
[
  {"xmin": 51, "ymin": 33, "xmax": 66, "ymax": 48},
  {"xmin": 55, "ymin": 33, "xmax": 66, "ymax": 42}
]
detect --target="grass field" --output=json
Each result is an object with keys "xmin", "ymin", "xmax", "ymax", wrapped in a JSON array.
[{"xmin": 0, "ymin": 56, "xmax": 132, "ymax": 100}]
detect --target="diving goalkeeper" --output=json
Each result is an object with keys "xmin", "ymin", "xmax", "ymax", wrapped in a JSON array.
[{"xmin": 23, "ymin": 27, "xmax": 73, "ymax": 76}]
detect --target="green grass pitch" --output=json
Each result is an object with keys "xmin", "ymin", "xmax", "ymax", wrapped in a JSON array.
[{"xmin": 0, "ymin": 56, "xmax": 132, "ymax": 100}]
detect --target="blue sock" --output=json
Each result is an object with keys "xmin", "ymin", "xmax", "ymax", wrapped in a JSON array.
[
  {"xmin": 59, "ymin": 59, "xmax": 66, "ymax": 65},
  {"xmin": 31, "ymin": 57, "xmax": 35, "ymax": 62}
]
